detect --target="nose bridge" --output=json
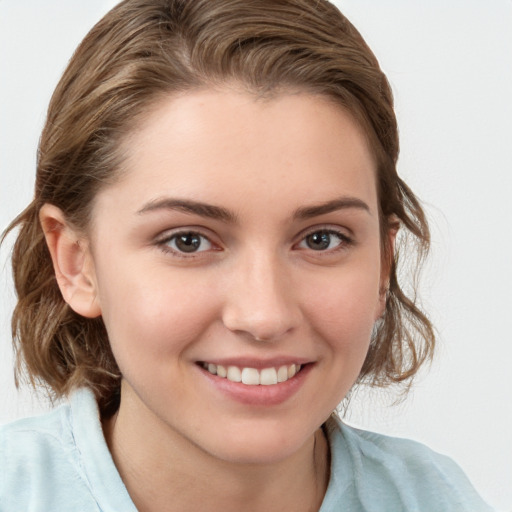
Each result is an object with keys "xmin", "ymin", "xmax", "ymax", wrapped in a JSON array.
[{"xmin": 222, "ymin": 245, "xmax": 301, "ymax": 341}]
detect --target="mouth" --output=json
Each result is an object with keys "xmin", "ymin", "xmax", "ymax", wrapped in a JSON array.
[
  {"xmin": 199, "ymin": 362, "xmax": 303, "ymax": 386},
  {"xmin": 196, "ymin": 359, "xmax": 313, "ymax": 406}
]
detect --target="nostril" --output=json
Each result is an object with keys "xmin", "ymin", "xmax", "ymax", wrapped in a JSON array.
[
  {"xmin": 222, "ymin": 307, "xmax": 300, "ymax": 343},
  {"xmin": 228, "ymin": 327, "xmax": 294, "ymax": 344}
]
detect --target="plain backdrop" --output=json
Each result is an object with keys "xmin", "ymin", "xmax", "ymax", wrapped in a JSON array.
[{"xmin": 1, "ymin": 1, "xmax": 511, "ymax": 509}]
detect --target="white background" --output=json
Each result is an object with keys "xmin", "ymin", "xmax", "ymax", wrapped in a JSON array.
[{"xmin": 1, "ymin": 1, "xmax": 510, "ymax": 509}]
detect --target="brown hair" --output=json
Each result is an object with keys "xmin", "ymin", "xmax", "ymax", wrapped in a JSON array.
[{"xmin": 3, "ymin": 0, "xmax": 434, "ymax": 416}]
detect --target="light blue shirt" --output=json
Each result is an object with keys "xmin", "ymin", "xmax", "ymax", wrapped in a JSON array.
[{"xmin": 0, "ymin": 388, "xmax": 492, "ymax": 511}]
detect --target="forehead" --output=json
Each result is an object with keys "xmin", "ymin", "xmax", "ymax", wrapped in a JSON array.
[{"xmin": 94, "ymin": 89, "xmax": 378, "ymax": 220}]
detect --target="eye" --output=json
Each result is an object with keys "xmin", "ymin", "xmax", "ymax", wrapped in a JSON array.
[
  {"xmin": 298, "ymin": 229, "xmax": 350, "ymax": 251},
  {"xmin": 162, "ymin": 231, "xmax": 213, "ymax": 254}
]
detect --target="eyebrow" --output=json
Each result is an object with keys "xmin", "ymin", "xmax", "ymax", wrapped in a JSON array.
[
  {"xmin": 137, "ymin": 195, "xmax": 370, "ymax": 222},
  {"xmin": 137, "ymin": 198, "xmax": 237, "ymax": 223},
  {"xmin": 293, "ymin": 196, "xmax": 371, "ymax": 219}
]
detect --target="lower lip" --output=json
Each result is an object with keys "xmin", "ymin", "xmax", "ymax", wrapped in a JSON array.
[{"xmin": 198, "ymin": 364, "xmax": 313, "ymax": 406}]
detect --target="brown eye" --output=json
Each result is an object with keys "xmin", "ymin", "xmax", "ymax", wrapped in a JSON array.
[{"xmin": 166, "ymin": 232, "xmax": 212, "ymax": 253}]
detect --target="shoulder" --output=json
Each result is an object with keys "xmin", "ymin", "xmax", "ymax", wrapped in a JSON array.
[
  {"xmin": 0, "ymin": 390, "xmax": 103, "ymax": 511},
  {"xmin": 321, "ymin": 417, "xmax": 494, "ymax": 512},
  {"xmin": 1, "ymin": 400, "xmax": 79, "ymax": 482}
]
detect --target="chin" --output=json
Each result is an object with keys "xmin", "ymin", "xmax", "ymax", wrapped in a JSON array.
[{"xmin": 202, "ymin": 421, "xmax": 316, "ymax": 466}]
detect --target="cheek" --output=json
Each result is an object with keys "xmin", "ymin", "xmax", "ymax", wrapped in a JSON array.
[
  {"xmin": 293, "ymin": 264, "xmax": 381, "ymax": 413},
  {"xmin": 302, "ymin": 263, "xmax": 381, "ymax": 351},
  {"xmin": 95, "ymin": 263, "xmax": 220, "ymax": 363}
]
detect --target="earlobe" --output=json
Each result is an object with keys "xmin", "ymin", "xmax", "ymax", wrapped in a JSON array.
[{"xmin": 39, "ymin": 204, "xmax": 101, "ymax": 318}]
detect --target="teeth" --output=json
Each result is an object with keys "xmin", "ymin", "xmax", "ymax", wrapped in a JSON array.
[
  {"xmin": 226, "ymin": 366, "xmax": 242, "ymax": 382},
  {"xmin": 260, "ymin": 367, "xmax": 278, "ymax": 386},
  {"xmin": 241, "ymin": 368, "xmax": 260, "ymax": 385},
  {"xmin": 277, "ymin": 365, "xmax": 289, "ymax": 383},
  {"xmin": 202, "ymin": 362, "xmax": 303, "ymax": 385}
]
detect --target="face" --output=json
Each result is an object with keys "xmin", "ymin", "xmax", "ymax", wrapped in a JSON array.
[{"xmin": 84, "ymin": 89, "xmax": 390, "ymax": 464}]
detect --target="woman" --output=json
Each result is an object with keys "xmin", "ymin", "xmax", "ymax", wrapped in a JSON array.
[{"xmin": 0, "ymin": 1, "xmax": 492, "ymax": 510}]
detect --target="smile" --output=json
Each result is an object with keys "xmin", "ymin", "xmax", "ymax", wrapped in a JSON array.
[{"xmin": 201, "ymin": 362, "xmax": 302, "ymax": 386}]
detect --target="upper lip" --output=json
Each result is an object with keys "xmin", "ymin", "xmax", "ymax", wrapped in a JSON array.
[{"xmin": 196, "ymin": 357, "xmax": 313, "ymax": 369}]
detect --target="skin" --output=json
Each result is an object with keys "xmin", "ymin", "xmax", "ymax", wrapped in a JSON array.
[{"xmin": 41, "ymin": 89, "xmax": 395, "ymax": 512}]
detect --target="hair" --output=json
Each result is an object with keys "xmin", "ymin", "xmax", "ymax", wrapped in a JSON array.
[{"xmin": 3, "ymin": 0, "xmax": 434, "ymax": 416}]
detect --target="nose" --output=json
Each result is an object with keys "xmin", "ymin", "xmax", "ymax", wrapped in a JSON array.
[{"xmin": 221, "ymin": 251, "xmax": 302, "ymax": 342}]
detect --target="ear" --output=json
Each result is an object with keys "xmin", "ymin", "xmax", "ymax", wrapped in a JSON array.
[
  {"xmin": 376, "ymin": 217, "xmax": 400, "ymax": 319},
  {"xmin": 39, "ymin": 204, "xmax": 101, "ymax": 318}
]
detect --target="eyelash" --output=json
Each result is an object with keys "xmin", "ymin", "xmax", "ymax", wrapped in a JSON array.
[
  {"xmin": 295, "ymin": 228, "xmax": 354, "ymax": 253},
  {"xmin": 155, "ymin": 226, "xmax": 354, "ymax": 258},
  {"xmin": 156, "ymin": 231, "xmax": 216, "ymax": 257}
]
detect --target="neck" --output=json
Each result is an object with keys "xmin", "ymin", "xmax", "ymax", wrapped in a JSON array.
[{"xmin": 102, "ymin": 390, "xmax": 330, "ymax": 512}]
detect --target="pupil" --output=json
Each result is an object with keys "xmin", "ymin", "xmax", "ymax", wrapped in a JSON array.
[
  {"xmin": 176, "ymin": 233, "xmax": 201, "ymax": 252},
  {"xmin": 307, "ymin": 232, "xmax": 330, "ymax": 250}
]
